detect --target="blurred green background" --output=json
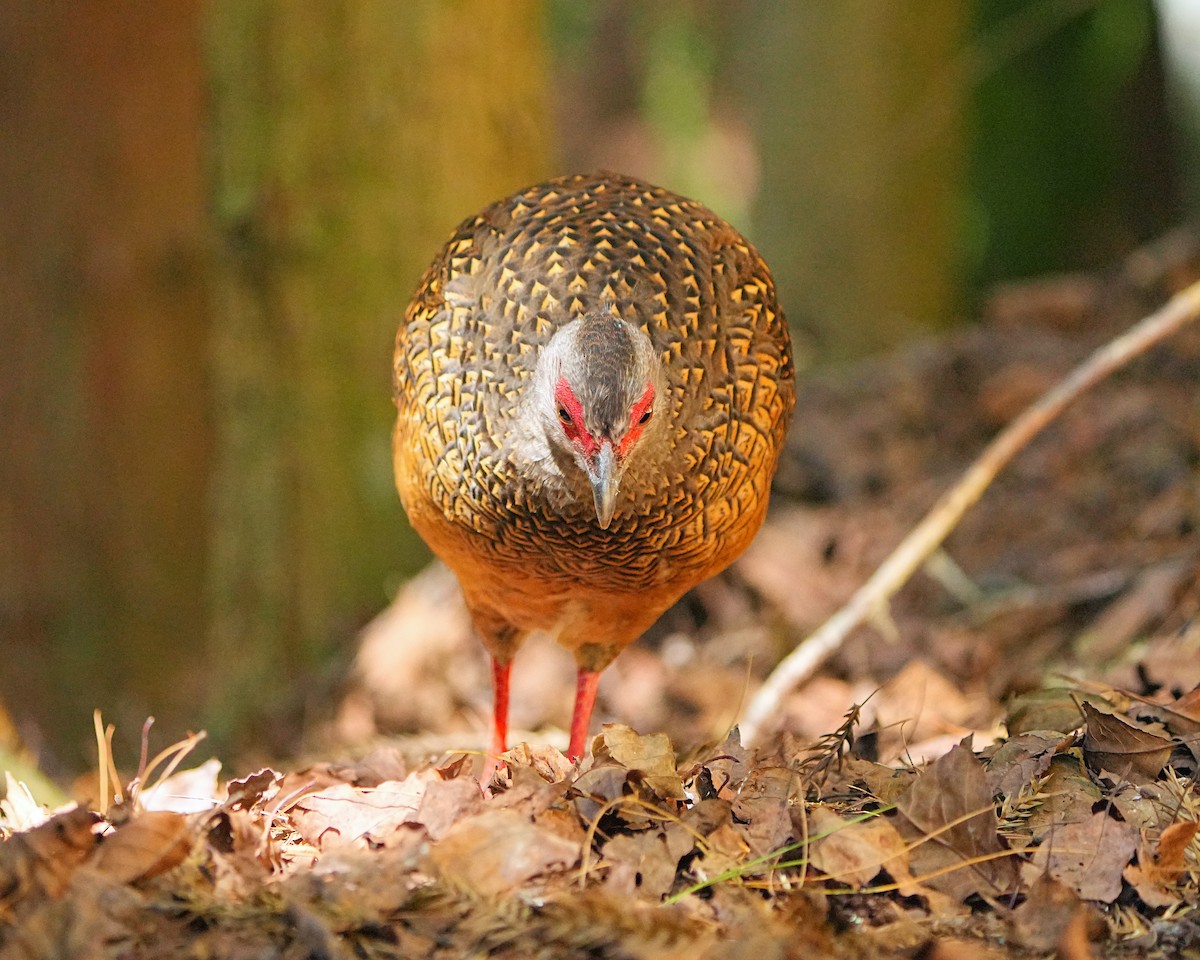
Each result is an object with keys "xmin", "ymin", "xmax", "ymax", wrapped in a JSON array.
[{"xmin": 1, "ymin": 0, "xmax": 1195, "ymax": 774}]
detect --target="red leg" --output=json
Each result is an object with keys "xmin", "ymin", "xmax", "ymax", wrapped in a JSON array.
[
  {"xmin": 490, "ymin": 656, "xmax": 512, "ymax": 758},
  {"xmin": 568, "ymin": 668, "xmax": 601, "ymax": 761}
]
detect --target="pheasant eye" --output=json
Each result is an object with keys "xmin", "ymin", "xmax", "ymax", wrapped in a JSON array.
[
  {"xmin": 557, "ymin": 406, "xmax": 573, "ymax": 424},
  {"xmin": 638, "ymin": 409, "xmax": 652, "ymax": 425}
]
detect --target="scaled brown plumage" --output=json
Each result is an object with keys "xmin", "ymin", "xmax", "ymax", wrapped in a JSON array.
[{"xmin": 393, "ymin": 173, "xmax": 795, "ymax": 763}]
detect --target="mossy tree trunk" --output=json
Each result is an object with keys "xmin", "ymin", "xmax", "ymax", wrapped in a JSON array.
[
  {"xmin": 0, "ymin": 0, "xmax": 550, "ymax": 768},
  {"xmin": 204, "ymin": 1, "xmax": 552, "ymax": 753},
  {"xmin": 734, "ymin": 1, "xmax": 968, "ymax": 359},
  {"xmin": 0, "ymin": 0, "xmax": 212, "ymax": 764}
]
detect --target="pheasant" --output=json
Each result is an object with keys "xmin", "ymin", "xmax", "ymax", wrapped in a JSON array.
[{"xmin": 393, "ymin": 173, "xmax": 795, "ymax": 764}]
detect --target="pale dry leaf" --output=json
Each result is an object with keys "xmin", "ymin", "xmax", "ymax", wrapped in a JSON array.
[
  {"xmin": 593, "ymin": 725, "xmax": 683, "ymax": 799},
  {"xmin": 1024, "ymin": 811, "xmax": 1137, "ymax": 903},
  {"xmin": 287, "ymin": 772, "xmax": 434, "ymax": 849},
  {"xmin": 429, "ymin": 808, "xmax": 579, "ymax": 899},
  {"xmin": 1, "ymin": 773, "xmax": 48, "ymax": 831},
  {"xmin": 139, "ymin": 758, "xmax": 222, "ymax": 814},
  {"xmin": 414, "ymin": 777, "xmax": 484, "ymax": 841}
]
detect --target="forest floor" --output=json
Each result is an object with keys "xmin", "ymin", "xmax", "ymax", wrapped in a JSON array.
[{"xmin": 4, "ymin": 232, "xmax": 1200, "ymax": 958}]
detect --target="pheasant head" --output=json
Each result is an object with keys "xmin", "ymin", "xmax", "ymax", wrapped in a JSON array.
[{"xmin": 528, "ymin": 312, "xmax": 666, "ymax": 528}]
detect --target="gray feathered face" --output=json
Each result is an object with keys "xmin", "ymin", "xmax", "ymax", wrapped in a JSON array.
[{"xmin": 535, "ymin": 313, "xmax": 665, "ymax": 528}]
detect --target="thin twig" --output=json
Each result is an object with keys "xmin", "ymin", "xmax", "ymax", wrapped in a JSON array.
[{"xmin": 740, "ymin": 276, "xmax": 1200, "ymax": 746}]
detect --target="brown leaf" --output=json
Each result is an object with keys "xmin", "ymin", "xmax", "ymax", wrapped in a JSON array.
[
  {"xmin": 1005, "ymin": 688, "xmax": 1089, "ymax": 736},
  {"xmin": 896, "ymin": 739, "xmax": 1018, "ymax": 901},
  {"xmin": 1024, "ymin": 755, "xmax": 1102, "ymax": 837},
  {"xmin": 984, "ymin": 732, "xmax": 1061, "ymax": 799},
  {"xmin": 1121, "ymin": 819, "xmax": 1200, "ymax": 908},
  {"xmin": 593, "ymin": 725, "xmax": 683, "ymax": 800},
  {"xmin": 807, "ymin": 806, "xmax": 910, "ymax": 889},
  {"xmin": 1024, "ymin": 811, "xmax": 1137, "ymax": 902},
  {"xmin": 502, "ymin": 741, "xmax": 575, "ymax": 784},
  {"xmin": 224, "ymin": 767, "xmax": 282, "ymax": 811},
  {"xmin": 92, "ymin": 810, "xmax": 191, "ymax": 883},
  {"xmin": 1009, "ymin": 874, "xmax": 1084, "ymax": 952},
  {"xmin": 1080, "ymin": 701, "xmax": 1172, "ymax": 781},
  {"xmin": 1152, "ymin": 819, "xmax": 1199, "ymax": 880},
  {"xmin": 600, "ymin": 822, "xmax": 692, "ymax": 900},
  {"xmin": 414, "ymin": 777, "xmax": 483, "ymax": 841},
  {"xmin": 429, "ymin": 809, "xmax": 579, "ymax": 899},
  {"xmin": 0, "ymin": 807, "xmax": 99, "ymax": 902},
  {"xmin": 731, "ymin": 765, "xmax": 796, "ymax": 856}
]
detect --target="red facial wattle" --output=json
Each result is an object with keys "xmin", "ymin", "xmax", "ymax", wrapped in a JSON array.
[
  {"xmin": 554, "ymin": 377, "xmax": 597, "ymax": 456},
  {"xmin": 554, "ymin": 377, "xmax": 654, "ymax": 462},
  {"xmin": 616, "ymin": 384, "xmax": 655, "ymax": 458}
]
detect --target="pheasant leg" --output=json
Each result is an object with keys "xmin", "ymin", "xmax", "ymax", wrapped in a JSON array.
[
  {"xmin": 568, "ymin": 667, "xmax": 602, "ymax": 760},
  {"xmin": 490, "ymin": 656, "xmax": 512, "ymax": 758}
]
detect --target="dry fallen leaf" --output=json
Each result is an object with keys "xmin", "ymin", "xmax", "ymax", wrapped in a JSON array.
[
  {"xmin": 896, "ymin": 739, "xmax": 1019, "ymax": 901},
  {"xmin": 1122, "ymin": 819, "xmax": 1199, "ymax": 908},
  {"xmin": 601, "ymin": 824, "xmax": 693, "ymax": 900},
  {"xmin": 138, "ymin": 758, "xmax": 222, "ymax": 814},
  {"xmin": 806, "ymin": 805, "xmax": 910, "ymax": 889},
  {"xmin": 593, "ymin": 725, "xmax": 684, "ymax": 800},
  {"xmin": 429, "ymin": 808, "xmax": 579, "ymax": 899},
  {"xmin": 287, "ymin": 773, "xmax": 434, "ymax": 849},
  {"xmin": 224, "ymin": 767, "xmax": 282, "ymax": 811},
  {"xmin": 0, "ymin": 807, "xmax": 99, "ymax": 903},
  {"xmin": 984, "ymin": 732, "xmax": 1061, "ymax": 798},
  {"xmin": 730, "ymin": 765, "xmax": 795, "ymax": 857},
  {"xmin": 1080, "ymin": 701, "xmax": 1173, "ymax": 781},
  {"xmin": 91, "ymin": 810, "xmax": 191, "ymax": 883},
  {"xmin": 1024, "ymin": 811, "xmax": 1137, "ymax": 903},
  {"xmin": 1009, "ymin": 873, "xmax": 1085, "ymax": 952}
]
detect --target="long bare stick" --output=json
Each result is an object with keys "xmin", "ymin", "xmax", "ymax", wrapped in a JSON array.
[{"xmin": 740, "ymin": 276, "xmax": 1200, "ymax": 747}]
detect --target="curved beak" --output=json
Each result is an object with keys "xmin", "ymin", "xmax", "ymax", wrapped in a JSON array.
[{"xmin": 587, "ymin": 441, "xmax": 619, "ymax": 529}]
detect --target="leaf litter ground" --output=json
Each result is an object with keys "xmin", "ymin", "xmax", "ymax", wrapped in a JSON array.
[{"xmin": 5, "ymin": 236, "xmax": 1200, "ymax": 958}]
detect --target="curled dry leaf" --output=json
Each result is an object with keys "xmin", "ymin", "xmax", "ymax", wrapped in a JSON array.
[
  {"xmin": 1122, "ymin": 819, "xmax": 1200, "ymax": 908},
  {"xmin": 601, "ymin": 824, "xmax": 693, "ymax": 899},
  {"xmin": 1080, "ymin": 701, "xmax": 1173, "ymax": 781},
  {"xmin": 224, "ymin": 767, "xmax": 282, "ymax": 811},
  {"xmin": 91, "ymin": 810, "xmax": 191, "ymax": 884},
  {"xmin": 984, "ymin": 732, "xmax": 1061, "ymax": 799}
]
